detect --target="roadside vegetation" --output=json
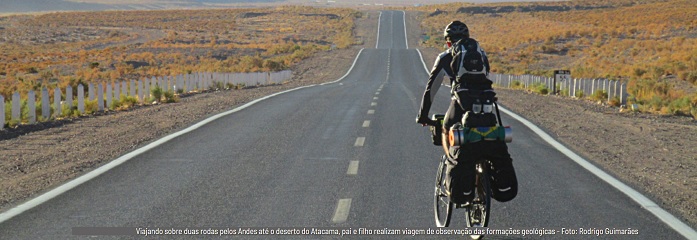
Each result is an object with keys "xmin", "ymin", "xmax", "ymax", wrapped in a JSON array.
[
  {"xmin": 411, "ymin": 0, "xmax": 697, "ymax": 118},
  {"xmin": 0, "ymin": 6, "xmax": 361, "ymax": 103},
  {"xmin": 0, "ymin": 6, "xmax": 362, "ymax": 125}
]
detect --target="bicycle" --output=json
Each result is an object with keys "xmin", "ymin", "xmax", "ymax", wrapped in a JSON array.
[
  {"xmin": 432, "ymin": 139, "xmax": 492, "ymax": 234},
  {"xmin": 426, "ymin": 89, "xmax": 511, "ymax": 239}
]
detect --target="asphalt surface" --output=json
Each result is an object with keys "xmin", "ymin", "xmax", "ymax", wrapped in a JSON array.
[{"xmin": 0, "ymin": 10, "xmax": 689, "ymax": 239}]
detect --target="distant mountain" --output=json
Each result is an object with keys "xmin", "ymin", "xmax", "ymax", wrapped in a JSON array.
[
  {"xmin": 192, "ymin": 0, "xmax": 284, "ymax": 2},
  {"xmin": 0, "ymin": 0, "xmax": 286, "ymax": 14},
  {"xmin": 0, "ymin": 0, "xmax": 109, "ymax": 13}
]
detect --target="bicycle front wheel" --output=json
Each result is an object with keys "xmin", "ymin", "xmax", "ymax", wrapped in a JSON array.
[{"xmin": 434, "ymin": 156, "xmax": 453, "ymax": 227}]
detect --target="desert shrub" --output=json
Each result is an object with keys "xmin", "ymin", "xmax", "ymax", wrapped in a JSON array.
[
  {"xmin": 119, "ymin": 95, "xmax": 139, "ymax": 109},
  {"xmin": 560, "ymin": 89, "xmax": 570, "ymax": 97},
  {"xmin": 84, "ymin": 99, "xmax": 98, "ymax": 114},
  {"xmin": 608, "ymin": 97, "xmax": 621, "ymax": 107},
  {"xmin": 4, "ymin": 102, "xmax": 11, "ymax": 123},
  {"xmin": 7, "ymin": 119, "xmax": 20, "ymax": 128},
  {"xmin": 151, "ymin": 86, "xmax": 163, "ymax": 102},
  {"xmin": 686, "ymin": 71, "xmax": 697, "ymax": 85},
  {"xmin": 647, "ymin": 96, "xmax": 667, "ymax": 112},
  {"xmin": 20, "ymin": 99, "xmax": 29, "ymax": 122},
  {"xmin": 511, "ymin": 80, "xmax": 522, "ymax": 89},
  {"xmin": 668, "ymin": 96, "xmax": 693, "ymax": 115},
  {"xmin": 591, "ymin": 90, "xmax": 608, "ymax": 102},
  {"xmin": 575, "ymin": 90, "xmax": 584, "ymax": 98},
  {"xmin": 110, "ymin": 96, "xmax": 121, "ymax": 110},
  {"xmin": 34, "ymin": 101, "xmax": 43, "ymax": 121},
  {"xmin": 531, "ymin": 83, "xmax": 549, "ymax": 95},
  {"xmin": 163, "ymin": 90, "xmax": 179, "ymax": 103},
  {"xmin": 61, "ymin": 103, "xmax": 77, "ymax": 117}
]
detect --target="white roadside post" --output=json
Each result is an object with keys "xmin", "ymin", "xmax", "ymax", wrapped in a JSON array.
[
  {"xmin": 54, "ymin": 87, "xmax": 61, "ymax": 118},
  {"xmin": 78, "ymin": 84, "xmax": 85, "ymax": 114},
  {"xmin": 97, "ymin": 83, "xmax": 104, "ymax": 112},
  {"xmin": 12, "ymin": 92, "xmax": 20, "ymax": 122},
  {"xmin": 106, "ymin": 84, "xmax": 113, "ymax": 110},
  {"xmin": 27, "ymin": 91, "xmax": 36, "ymax": 124},
  {"xmin": 88, "ymin": 83, "xmax": 95, "ymax": 101},
  {"xmin": 41, "ymin": 88, "xmax": 49, "ymax": 120},
  {"xmin": 66, "ymin": 86, "xmax": 73, "ymax": 114},
  {"xmin": 0, "ymin": 95, "xmax": 4, "ymax": 128},
  {"xmin": 130, "ymin": 80, "xmax": 136, "ymax": 97}
]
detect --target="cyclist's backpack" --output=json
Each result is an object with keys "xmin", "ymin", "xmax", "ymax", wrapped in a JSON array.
[{"xmin": 452, "ymin": 38, "xmax": 487, "ymax": 75}]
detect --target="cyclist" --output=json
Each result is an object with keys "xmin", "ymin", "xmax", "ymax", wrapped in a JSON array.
[{"xmin": 417, "ymin": 21, "xmax": 518, "ymax": 205}]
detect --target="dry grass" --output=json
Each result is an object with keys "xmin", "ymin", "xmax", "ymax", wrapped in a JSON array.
[{"xmin": 0, "ymin": 6, "xmax": 361, "ymax": 100}]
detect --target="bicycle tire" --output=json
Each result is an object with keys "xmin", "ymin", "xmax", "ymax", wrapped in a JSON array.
[
  {"xmin": 466, "ymin": 161, "xmax": 492, "ymax": 239},
  {"xmin": 434, "ymin": 156, "xmax": 453, "ymax": 227}
]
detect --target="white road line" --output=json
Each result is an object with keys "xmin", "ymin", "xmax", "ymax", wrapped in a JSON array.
[
  {"xmin": 354, "ymin": 137, "xmax": 365, "ymax": 147},
  {"xmin": 362, "ymin": 120, "xmax": 370, "ymax": 127},
  {"xmin": 386, "ymin": 48, "xmax": 391, "ymax": 82},
  {"xmin": 0, "ymin": 49, "xmax": 370, "ymax": 225},
  {"xmin": 415, "ymin": 49, "xmax": 430, "ymax": 74},
  {"xmin": 320, "ymin": 48, "xmax": 366, "ymax": 86},
  {"xmin": 376, "ymin": 12, "xmax": 382, "ymax": 49},
  {"xmin": 375, "ymin": 92, "xmax": 380, "ymax": 95},
  {"xmin": 367, "ymin": 110, "xmax": 375, "ymax": 115},
  {"xmin": 332, "ymin": 199, "xmax": 352, "ymax": 223},
  {"xmin": 373, "ymin": 97, "xmax": 378, "ymax": 100},
  {"xmin": 402, "ymin": 10, "xmax": 408, "ymax": 49},
  {"xmin": 347, "ymin": 161, "xmax": 359, "ymax": 175},
  {"xmin": 371, "ymin": 102, "xmax": 377, "ymax": 106},
  {"xmin": 413, "ymin": 51, "xmax": 697, "ymax": 240}
]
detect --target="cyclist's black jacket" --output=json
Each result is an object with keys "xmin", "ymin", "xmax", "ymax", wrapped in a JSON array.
[{"xmin": 417, "ymin": 49, "xmax": 456, "ymax": 120}]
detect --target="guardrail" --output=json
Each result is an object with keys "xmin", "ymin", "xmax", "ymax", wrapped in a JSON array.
[
  {"xmin": 0, "ymin": 70, "xmax": 292, "ymax": 129},
  {"xmin": 490, "ymin": 73, "xmax": 628, "ymax": 106}
]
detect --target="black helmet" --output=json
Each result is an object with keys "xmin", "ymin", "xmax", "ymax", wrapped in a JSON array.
[{"xmin": 443, "ymin": 21, "xmax": 469, "ymax": 41}]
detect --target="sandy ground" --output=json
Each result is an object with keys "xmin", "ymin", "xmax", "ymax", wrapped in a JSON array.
[{"xmin": 1, "ymin": 10, "xmax": 695, "ymax": 230}]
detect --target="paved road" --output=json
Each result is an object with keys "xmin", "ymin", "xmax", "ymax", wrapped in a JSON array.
[{"xmin": 0, "ymin": 10, "xmax": 691, "ymax": 239}]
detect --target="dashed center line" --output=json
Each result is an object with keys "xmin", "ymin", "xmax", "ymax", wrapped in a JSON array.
[
  {"xmin": 354, "ymin": 137, "xmax": 365, "ymax": 147},
  {"xmin": 332, "ymin": 199, "xmax": 352, "ymax": 223},
  {"xmin": 373, "ymin": 97, "xmax": 378, "ymax": 100},
  {"xmin": 347, "ymin": 161, "xmax": 359, "ymax": 175},
  {"xmin": 371, "ymin": 102, "xmax": 377, "ymax": 106},
  {"xmin": 362, "ymin": 120, "xmax": 370, "ymax": 127},
  {"xmin": 375, "ymin": 92, "xmax": 380, "ymax": 95},
  {"xmin": 367, "ymin": 110, "xmax": 375, "ymax": 114}
]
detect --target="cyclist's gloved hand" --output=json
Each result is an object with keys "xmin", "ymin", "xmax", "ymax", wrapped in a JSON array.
[{"xmin": 416, "ymin": 115, "xmax": 431, "ymax": 126}]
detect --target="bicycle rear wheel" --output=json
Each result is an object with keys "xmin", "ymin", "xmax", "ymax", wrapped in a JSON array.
[
  {"xmin": 466, "ymin": 163, "xmax": 491, "ymax": 239},
  {"xmin": 434, "ymin": 156, "xmax": 453, "ymax": 227}
]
